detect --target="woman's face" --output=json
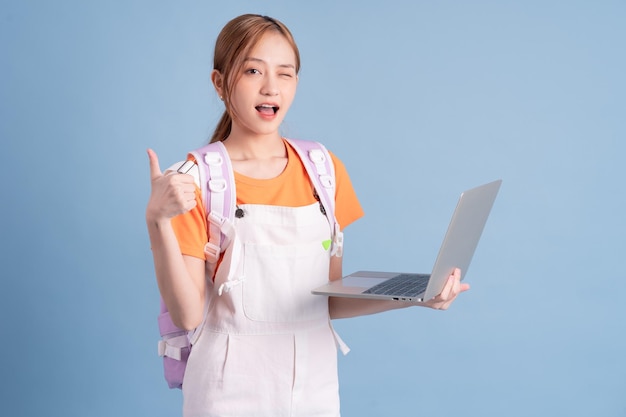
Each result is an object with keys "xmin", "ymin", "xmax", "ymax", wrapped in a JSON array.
[{"xmin": 227, "ymin": 31, "xmax": 298, "ymax": 139}]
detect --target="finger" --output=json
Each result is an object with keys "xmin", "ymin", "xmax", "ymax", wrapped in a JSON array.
[
  {"xmin": 438, "ymin": 274, "xmax": 455, "ymax": 301},
  {"xmin": 430, "ymin": 273, "xmax": 458, "ymax": 307},
  {"xmin": 183, "ymin": 189, "xmax": 198, "ymax": 203},
  {"xmin": 440, "ymin": 281, "xmax": 470, "ymax": 310},
  {"xmin": 185, "ymin": 198, "xmax": 198, "ymax": 212},
  {"xmin": 451, "ymin": 271, "xmax": 461, "ymax": 295},
  {"xmin": 452, "ymin": 268, "xmax": 470, "ymax": 294},
  {"xmin": 453, "ymin": 267, "xmax": 462, "ymax": 280},
  {"xmin": 445, "ymin": 268, "xmax": 463, "ymax": 298},
  {"xmin": 147, "ymin": 148, "xmax": 163, "ymax": 180},
  {"xmin": 164, "ymin": 171, "xmax": 196, "ymax": 186}
]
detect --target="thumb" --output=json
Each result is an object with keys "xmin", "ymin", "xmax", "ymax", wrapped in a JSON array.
[{"xmin": 147, "ymin": 148, "xmax": 163, "ymax": 180}]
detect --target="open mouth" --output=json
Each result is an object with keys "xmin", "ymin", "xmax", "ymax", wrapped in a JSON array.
[{"xmin": 255, "ymin": 104, "xmax": 279, "ymax": 115}]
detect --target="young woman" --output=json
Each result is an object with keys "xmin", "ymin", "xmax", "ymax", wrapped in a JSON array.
[{"xmin": 146, "ymin": 14, "xmax": 468, "ymax": 417}]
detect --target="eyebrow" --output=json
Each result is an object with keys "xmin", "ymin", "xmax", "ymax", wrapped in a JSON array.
[{"xmin": 244, "ymin": 57, "xmax": 296, "ymax": 70}]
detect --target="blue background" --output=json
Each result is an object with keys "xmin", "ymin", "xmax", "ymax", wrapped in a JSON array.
[{"xmin": 2, "ymin": 1, "xmax": 625, "ymax": 416}]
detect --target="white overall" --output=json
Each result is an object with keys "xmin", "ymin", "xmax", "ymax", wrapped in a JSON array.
[{"xmin": 182, "ymin": 202, "xmax": 343, "ymax": 417}]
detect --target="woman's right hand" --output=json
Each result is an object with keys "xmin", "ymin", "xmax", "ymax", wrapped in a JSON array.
[{"xmin": 146, "ymin": 149, "xmax": 197, "ymax": 223}]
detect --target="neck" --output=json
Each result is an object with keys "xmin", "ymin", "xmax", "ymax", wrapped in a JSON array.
[{"xmin": 223, "ymin": 131, "xmax": 285, "ymax": 160}]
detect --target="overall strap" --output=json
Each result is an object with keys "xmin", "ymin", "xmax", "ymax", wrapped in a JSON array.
[
  {"xmin": 285, "ymin": 138, "xmax": 344, "ymax": 257},
  {"xmin": 189, "ymin": 141, "xmax": 236, "ymax": 264}
]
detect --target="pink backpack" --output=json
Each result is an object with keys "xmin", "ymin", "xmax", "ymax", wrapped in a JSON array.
[{"xmin": 157, "ymin": 138, "xmax": 343, "ymax": 389}]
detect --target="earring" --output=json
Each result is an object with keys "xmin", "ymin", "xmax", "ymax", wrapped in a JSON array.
[{"xmin": 219, "ymin": 96, "xmax": 224, "ymax": 101}]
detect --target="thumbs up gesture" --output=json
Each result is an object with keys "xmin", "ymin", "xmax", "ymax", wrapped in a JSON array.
[{"xmin": 146, "ymin": 149, "xmax": 197, "ymax": 222}]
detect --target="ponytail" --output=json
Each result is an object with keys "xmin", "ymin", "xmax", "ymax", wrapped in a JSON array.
[{"xmin": 210, "ymin": 111, "xmax": 232, "ymax": 143}]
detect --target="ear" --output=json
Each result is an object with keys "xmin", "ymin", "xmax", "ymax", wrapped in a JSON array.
[{"xmin": 211, "ymin": 69, "xmax": 224, "ymax": 99}]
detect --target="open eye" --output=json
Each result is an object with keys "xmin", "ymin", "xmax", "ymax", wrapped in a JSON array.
[{"xmin": 246, "ymin": 68, "xmax": 261, "ymax": 75}]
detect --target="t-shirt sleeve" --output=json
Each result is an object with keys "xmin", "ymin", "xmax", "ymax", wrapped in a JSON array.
[
  {"xmin": 170, "ymin": 185, "xmax": 208, "ymax": 260},
  {"xmin": 329, "ymin": 152, "xmax": 364, "ymax": 230}
]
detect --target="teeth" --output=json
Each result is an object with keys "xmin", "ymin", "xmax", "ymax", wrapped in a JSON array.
[{"xmin": 256, "ymin": 104, "xmax": 278, "ymax": 114}]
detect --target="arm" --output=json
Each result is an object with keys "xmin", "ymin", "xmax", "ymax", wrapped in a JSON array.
[
  {"xmin": 146, "ymin": 149, "xmax": 206, "ymax": 330},
  {"xmin": 328, "ymin": 256, "xmax": 469, "ymax": 319}
]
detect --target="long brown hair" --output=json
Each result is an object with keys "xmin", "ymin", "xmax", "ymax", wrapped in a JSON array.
[{"xmin": 209, "ymin": 14, "xmax": 301, "ymax": 143}]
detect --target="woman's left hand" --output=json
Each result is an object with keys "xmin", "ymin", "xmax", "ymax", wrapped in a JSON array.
[{"xmin": 416, "ymin": 268, "xmax": 469, "ymax": 310}]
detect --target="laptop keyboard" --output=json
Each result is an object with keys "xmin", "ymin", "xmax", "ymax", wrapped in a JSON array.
[{"xmin": 362, "ymin": 273, "xmax": 429, "ymax": 298}]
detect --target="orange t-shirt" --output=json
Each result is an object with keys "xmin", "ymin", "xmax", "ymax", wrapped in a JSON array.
[{"xmin": 171, "ymin": 141, "xmax": 364, "ymax": 260}]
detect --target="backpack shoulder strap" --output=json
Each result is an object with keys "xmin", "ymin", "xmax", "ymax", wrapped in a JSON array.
[
  {"xmin": 285, "ymin": 138, "xmax": 344, "ymax": 257},
  {"xmin": 157, "ymin": 142, "xmax": 237, "ymax": 390},
  {"xmin": 188, "ymin": 141, "xmax": 236, "ymax": 263}
]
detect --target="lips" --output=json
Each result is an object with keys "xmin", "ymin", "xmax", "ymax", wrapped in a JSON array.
[{"xmin": 255, "ymin": 104, "xmax": 279, "ymax": 115}]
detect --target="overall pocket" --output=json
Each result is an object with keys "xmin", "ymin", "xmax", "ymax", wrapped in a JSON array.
[{"xmin": 241, "ymin": 240, "xmax": 330, "ymax": 323}]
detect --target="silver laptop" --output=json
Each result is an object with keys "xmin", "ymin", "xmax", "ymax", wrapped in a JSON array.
[{"xmin": 312, "ymin": 179, "xmax": 502, "ymax": 302}]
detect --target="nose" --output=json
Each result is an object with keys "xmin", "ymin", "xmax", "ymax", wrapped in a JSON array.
[{"xmin": 260, "ymin": 74, "xmax": 279, "ymax": 96}]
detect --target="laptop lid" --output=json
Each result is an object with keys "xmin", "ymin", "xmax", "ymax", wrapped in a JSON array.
[
  {"xmin": 312, "ymin": 179, "xmax": 502, "ymax": 302},
  {"xmin": 422, "ymin": 178, "xmax": 501, "ymax": 300}
]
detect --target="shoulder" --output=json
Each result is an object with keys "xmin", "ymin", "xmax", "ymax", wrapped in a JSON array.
[
  {"xmin": 327, "ymin": 150, "xmax": 346, "ymax": 170},
  {"xmin": 325, "ymin": 150, "xmax": 352, "ymax": 184}
]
